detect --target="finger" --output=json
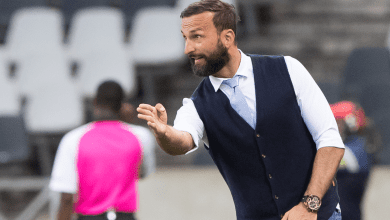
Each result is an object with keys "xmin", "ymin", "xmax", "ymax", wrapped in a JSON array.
[
  {"xmin": 155, "ymin": 103, "xmax": 166, "ymax": 112},
  {"xmin": 137, "ymin": 107, "xmax": 155, "ymax": 116},
  {"xmin": 137, "ymin": 114, "xmax": 155, "ymax": 122},
  {"xmin": 138, "ymin": 103, "xmax": 155, "ymax": 111}
]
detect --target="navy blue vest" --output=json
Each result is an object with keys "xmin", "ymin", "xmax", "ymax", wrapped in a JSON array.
[{"xmin": 191, "ymin": 55, "xmax": 339, "ymax": 220}]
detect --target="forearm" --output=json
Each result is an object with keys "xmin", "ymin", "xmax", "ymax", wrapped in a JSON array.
[
  {"xmin": 58, "ymin": 193, "xmax": 74, "ymax": 220},
  {"xmin": 305, "ymin": 147, "xmax": 345, "ymax": 198},
  {"xmin": 156, "ymin": 125, "xmax": 195, "ymax": 155}
]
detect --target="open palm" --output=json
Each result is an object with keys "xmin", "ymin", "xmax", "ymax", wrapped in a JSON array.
[{"xmin": 137, "ymin": 103, "xmax": 168, "ymax": 137}]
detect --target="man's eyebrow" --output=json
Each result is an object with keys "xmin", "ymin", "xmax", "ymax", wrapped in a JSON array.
[
  {"xmin": 181, "ymin": 27, "xmax": 203, "ymax": 34},
  {"xmin": 190, "ymin": 27, "xmax": 203, "ymax": 33}
]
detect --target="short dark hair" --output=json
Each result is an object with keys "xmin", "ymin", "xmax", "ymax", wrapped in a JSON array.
[
  {"xmin": 96, "ymin": 80, "xmax": 124, "ymax": 112},
  {"xmin": 180, "ymin": 0, "xmax": 239, "ymax": 37}
]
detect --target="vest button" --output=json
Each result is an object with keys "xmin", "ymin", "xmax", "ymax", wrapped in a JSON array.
[
  {"xmin": 275, "ymin": 195, "xmax": 279, "ymax": 200},
  {"xmin": 280, "ymin": 214, "xmax": 284, "ymax": 218},
  {"xmin": 262, "ymin": 154, "xmax": 266, "ymax": 158},
  {"xmin": 256, "ymin": 134, "xmax": 261, "ymax": 138},
  {"xmin": 269, "ymin": 174, "xmax": 272, "ymax": 179}
]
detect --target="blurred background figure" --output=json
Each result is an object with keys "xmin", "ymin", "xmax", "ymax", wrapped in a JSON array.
[
  {"xmin": 330, "ymin": 100, "xmax": 382, "ymax": 220},
  {"xmin": 49, "ymin": 80, "xmax": 156, "ymax": 220}
]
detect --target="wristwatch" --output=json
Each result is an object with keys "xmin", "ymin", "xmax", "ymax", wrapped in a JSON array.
[{"xmin": 302, "ymin": 195, "xmax": 321, "ymax": 213}]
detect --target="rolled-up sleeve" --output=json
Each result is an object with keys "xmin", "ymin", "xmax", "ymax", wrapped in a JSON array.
[
  {"xmin": 285, "ymin": 56, "xmax": 344, "ymax": 150},
  {"xmin": 173, "ymin": 98, "xmax": 205, "ymax": 154}
]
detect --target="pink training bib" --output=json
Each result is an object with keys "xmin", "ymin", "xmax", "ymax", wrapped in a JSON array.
[{"xmin": 75, "ymin": 121, "xmax": 142, "ymax": 215}]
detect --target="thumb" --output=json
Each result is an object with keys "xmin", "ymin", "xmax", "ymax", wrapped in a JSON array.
[{"xmin": 281, "ymin": 212, "xmax": 288, "ymax": 220}]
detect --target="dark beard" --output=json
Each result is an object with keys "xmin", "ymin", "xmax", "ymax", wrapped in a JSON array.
[{"xmin": 189, "ymin": 41, "xmax": 230, "ymax": 77}]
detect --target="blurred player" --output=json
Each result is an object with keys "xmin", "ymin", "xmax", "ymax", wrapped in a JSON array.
[{"xmin": 50, "ymin": 80, "xmax": 156, "ymax": 220}]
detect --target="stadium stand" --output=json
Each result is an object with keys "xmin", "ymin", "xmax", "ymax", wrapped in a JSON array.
[
  {"xmin": 5, "ymin": 7, "xmax": 84, "ymax": 175},
  {"xmin": 67, "ymin": 7, "xmax": 136, "ymax": 99},
  {"xmin": 0, "ymin": 32, "xmax": 51, "ymax": 220}
]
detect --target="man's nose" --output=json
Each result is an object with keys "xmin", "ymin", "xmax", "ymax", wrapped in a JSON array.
[{"xmin": 184, "ymin": 40, "xmax": 195, "ymax": 55}]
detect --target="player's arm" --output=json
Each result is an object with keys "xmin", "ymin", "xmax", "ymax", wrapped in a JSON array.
[
  {"xmin": 137, "ymin": 103, "xmax": 195, "ymax": 155},
  {"xmin": 58, "ymin": 193, "xmax": 74, "ymax": 220}
]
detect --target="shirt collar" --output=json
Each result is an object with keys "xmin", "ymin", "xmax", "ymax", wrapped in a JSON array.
[{"xmin": 209, "ymin": 50, "xmax": 252, "ymax": 92}]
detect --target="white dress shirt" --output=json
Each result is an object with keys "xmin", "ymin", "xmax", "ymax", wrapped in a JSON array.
[{"xmin": 173, "ymin": 50, "xmax": 344, "ymax": 154}]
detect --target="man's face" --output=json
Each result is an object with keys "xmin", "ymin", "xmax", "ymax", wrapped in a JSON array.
[{"xmin": 181, "ymin": 12, "xmax": 230, "ymax": 77}]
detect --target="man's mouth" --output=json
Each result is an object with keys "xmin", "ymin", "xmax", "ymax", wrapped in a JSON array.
[{"xmin": 190, "ymin": 55, "xmax": 204, "ymax": 64}]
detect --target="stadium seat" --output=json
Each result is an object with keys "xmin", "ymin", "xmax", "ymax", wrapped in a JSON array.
[
  {"xmin": 5, "ymin": 7, "xmax": 83, "ymax": 133},
  {"xmin": 340, "ymin": 47, "xmax": 390, "ymax": 100},
  {"xmin": 129, "ymin": 6, "xmax": 186, "ymax": 104},
  {"xmin": 0, "ymin": 0, "xmax": 47, "ymax": 43},
  {"xmin": 67, "ymin": 7, "xmax": 136, "ymax": 98},
  {"xmin": 360, "ymin": 84, "xmax": 390, "ymax": 165},
  {"xmin": 5, "ymin": 7, "xmax": 64, "ymax": 56},
  {"xmin": 121, "ymin": 0, "xmax": 175, "ymax": 33},
  {"xmin": 0, "ymin": 49, "xmax": 20, "ymax": 116},
  {"xmin": 359, "ymin": 83, "xmax": 390, "ymax": 118},
  {"xmin": 20, "ymin": 53, "xmax": 84, "ymax": 134},
  {"xmin": 60, "ymin": 0, "xmax": 118, "ymax": 39},
  {"xmin": 130, "ymin": 6, "xmax": 184, "ymax": 66},
  {"xmin": 0, "ymin": 116, "xmax": 30, "ymax": 166}
]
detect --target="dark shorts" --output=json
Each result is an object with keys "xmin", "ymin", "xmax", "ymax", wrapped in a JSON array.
[{"xmin": 78, "ymin": 212, "xmax": 136, "ymax": 220}]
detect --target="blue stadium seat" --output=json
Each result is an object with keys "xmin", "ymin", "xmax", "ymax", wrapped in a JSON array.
[
  {"xmin": 341, "ymin": 47, "xmax": 390, "ymax": 100},
  {"xmin": 0, "ymin": 116, "xmax": 30, "ymax": 165},
  {"xmin": 371, "ymin": 116, "xmax": 390, "ymax": 165},
  {"xmin": 359, "ymin": 83, "xmax": 390, "ymax": 118},
  {"xmin": 341, "ymin": 47, "xmax": 390, "ymax": 165}
]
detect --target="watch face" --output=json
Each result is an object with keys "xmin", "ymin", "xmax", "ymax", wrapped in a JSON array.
[{"xmin": 306, "ymin": 195, "xmax": 321, "ymax": 211}]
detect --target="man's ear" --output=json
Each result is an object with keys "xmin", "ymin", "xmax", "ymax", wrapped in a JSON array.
[{"xmin": 221, "ymin": 29, "xmax": 235, "ymax": 48}]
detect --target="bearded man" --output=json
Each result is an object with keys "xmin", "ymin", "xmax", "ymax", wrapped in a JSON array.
[{"xmin": 137, "ymin": 1, "xmax": 345, "ymax": 220}]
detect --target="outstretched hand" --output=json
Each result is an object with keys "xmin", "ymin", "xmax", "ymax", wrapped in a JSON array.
[{"xmin": 137, "ymin": 103, "xmax": 168, "ymax": 137}]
